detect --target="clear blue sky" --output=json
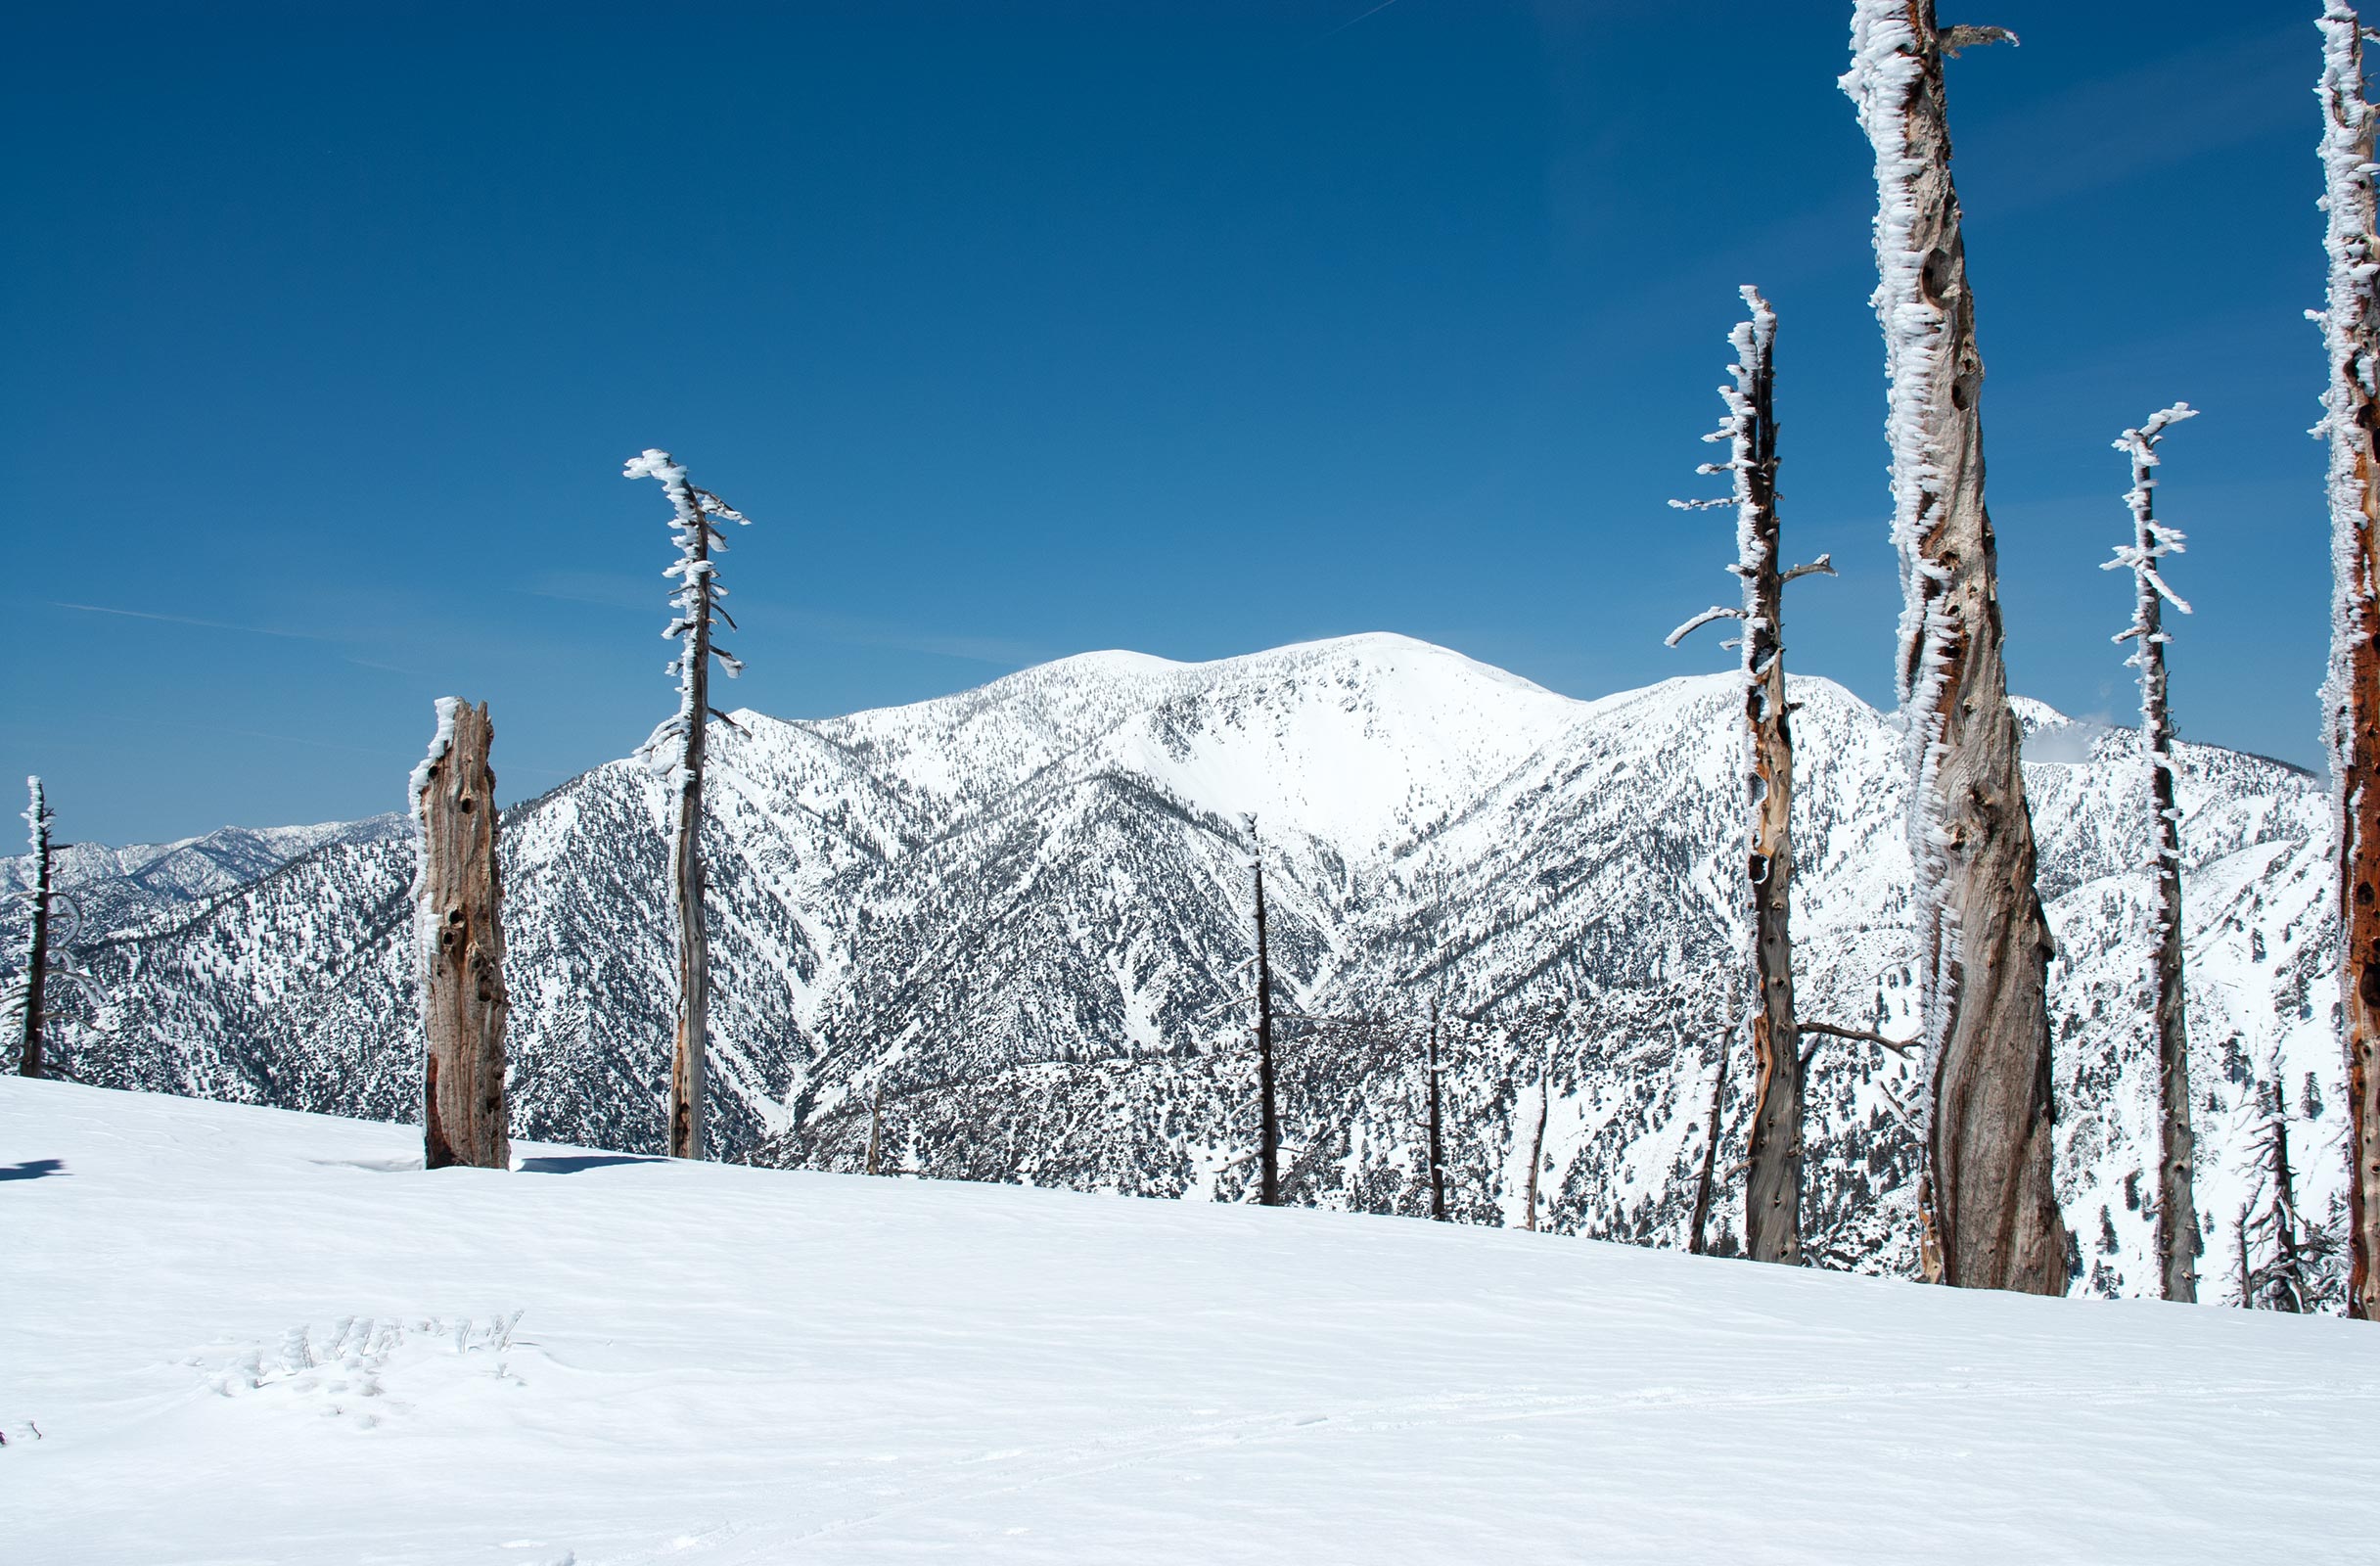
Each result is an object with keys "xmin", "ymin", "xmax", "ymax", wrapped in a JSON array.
[{"xmin": 0, "ymin": 0, "xmax": 2332, "ymax": 844}]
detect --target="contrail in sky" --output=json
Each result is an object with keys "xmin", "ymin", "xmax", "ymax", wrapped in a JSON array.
[
  {"xmin": 1316, "ymin": 0, "xmax": 1403, "ymax": 43},
  {"xmin": 53, "ymin": 600, "xmax": 334, "ymax": 641}
]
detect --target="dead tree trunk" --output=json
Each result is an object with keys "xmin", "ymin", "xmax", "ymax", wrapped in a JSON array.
[
  {"xmin": 1844, "ymin": 4, "xmax": 2067, "ymax": 1294},
  {"xmin": 1687, "ymin": 1035, "xmax": 1730, "ymax": 1256},
  {"xmin": 410, "ymin": 700, "xmax": 511, "ymax": 1172},
  {"xmin": 865, "ymin": 1077, "xmax": 887, "ymax": 1176},
  {"xmin": 1668, "ymin": 287, "xmax": 1833, "ymax": 1266},
  {"xmin": 2315, "ymin": 3, "xmax": 2380, "ymax": 1323},
  {"xmin": 625, "ymin": 450, "xmax": 752, "ymax": 1163},
  {"xmin": 17, "ymin": 777, "xmax": 53, "ymax": 1078},
  {"xmin": 1252, "ymin": 825, "xmax": 1280, "ymax": 1206},
  {"xmin": 1426, "ymin": 996, "xmax": 1445, "ymax": 1221},
  {"xmin": 1524, "ymin": 1070, "xmax": 1549, "ymax": 1232},
  {"xmin": 2106, "ymin": 403, "xmax": 2202, "ymax": 1302}
]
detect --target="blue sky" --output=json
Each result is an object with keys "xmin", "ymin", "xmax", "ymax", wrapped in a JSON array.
[{"xmin": 0, "ymin": 0, "xmax": 2332, "ymax": 844}]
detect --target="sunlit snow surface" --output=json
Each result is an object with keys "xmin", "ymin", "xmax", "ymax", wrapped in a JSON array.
[{"xmin": 5, "ymin": 1077, "xmax": 2376, "ymax": 1564}]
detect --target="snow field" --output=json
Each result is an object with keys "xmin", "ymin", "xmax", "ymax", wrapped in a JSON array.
[{"xmin": 5, "ymin": 1076, "xmax": 2377, "ymax": 1564}]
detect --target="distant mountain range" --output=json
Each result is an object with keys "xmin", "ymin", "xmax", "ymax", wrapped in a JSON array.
[{"xmin": 6, "ymin": 633, "xmax": 2343, "ymax": 1297}]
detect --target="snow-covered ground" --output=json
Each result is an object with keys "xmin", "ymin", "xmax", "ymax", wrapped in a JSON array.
[{"xmin": 6, "ymin": 1077, "xmax": 2376, "ymax": 1564}]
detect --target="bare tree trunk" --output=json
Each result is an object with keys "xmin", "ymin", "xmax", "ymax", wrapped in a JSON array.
[
  {"xmin": 865, "ymin": 1077, "xmax": 886, "ymax": 1175},
  {"xmin": 671, "ymin": 647, "xmax": 710, "ymax": 1163},
  {"xmin": 1668, "ymin": 290, "xmax": 1827, "ymax": 1266},
  {"xmin": 411, "ymin": 701, "xmax": 511, "ymax": 1171},
  {"xmin": 2315, "ymin": 3, "xmax": 2380, "ymax": 1324},
  {"xmin": 17, "ymin": 778, "xmax": 52, "ymax": 1079},
  {"xmin": 1524, "ymin": 1070, "xmax": 1549, "ymax": 1232},
  {"xmin": 1426, "ymin": 997, "xmax": 1445, "ymax": 1221},
  {"xmin": 2110, "ymin": 405, "xmax": 2201, "ymax": 1302},
  {"xmin": 1688, "ymin": 1036, "xmax": 1729, "ymax": 1256},
  {"xmin": 1845, "ymin": 3, "xmax": 2067, "ymax": 1294},
  {"xmin": 1253, "ymin": 839, "xmax": 1279, "ymax": 1206},
  {"xmin": 625, "ymin": 450, "xmax": 752, "ymax": 1165}
]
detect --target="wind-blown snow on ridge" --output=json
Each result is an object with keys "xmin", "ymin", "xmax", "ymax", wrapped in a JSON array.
[{"xmin": 30, "ymin": 633, "xmax": 2344, "ymax": 1296}]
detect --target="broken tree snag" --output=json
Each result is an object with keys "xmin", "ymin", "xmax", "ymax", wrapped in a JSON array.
[
  {"xmin": 625, "ymin": 449, "xmax": 753, "ymax": 1163},
  {"xmin": 1667, "ymin": 286, "xmax": 1833, "ymax": 1267},
  {"xmin": 1687, "ymin": 1034, "xmax": 1730, "ymax": 1257},
  {"xmin": 1249, "ymin": 817, "xmax": 1280, "ymax": 1207},
  {"xmin": 2315, "ymin": 3, "xmax": 2380, "ymax": 1323},
  {"xmin": 1426, "ymin": 996, "xmax": 1445, "ymax": 1221},
  {"xmin": 411, "ymin": 699, "xmax": 511, "ymax": 1172},
  {"xmin": 2105, "ymin": 403, "xmax": 2202, "ymax": 1303},
  {"xmin": 17, "ymin": 777, "xmax": 53, "ymax": 1078},
  {"xmin": 1845, "ymin": 2, "xmax": 2068, "ymax": 1294}
]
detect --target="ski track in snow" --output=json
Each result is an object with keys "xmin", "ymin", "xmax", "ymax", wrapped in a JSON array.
[{"xmin": 5, "ymin": 1077, "xmax": 2377, "ymax": 1564}]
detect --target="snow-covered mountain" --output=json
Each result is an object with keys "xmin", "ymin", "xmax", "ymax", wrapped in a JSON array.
[
  {"xmin": 1, "ymin": 813, "xmax": 410, "ymax": 944},
  {"xmin": 30, "ymin": 633, "xmax": 2343, "ymax": 1295}
]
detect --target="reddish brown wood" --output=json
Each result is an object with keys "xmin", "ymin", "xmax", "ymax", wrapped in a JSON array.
[{"xmin": 415, "ymin": 702, "xmax": 511, "ymax": 1171}]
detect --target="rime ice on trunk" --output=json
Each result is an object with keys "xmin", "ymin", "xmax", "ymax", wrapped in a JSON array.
[
  {"xmin": 1843, "ymin": 3, "xmax": 2068, "ymax": 1293},
  {"xmin": 625, "ymin": 449, "xmax": 751, "ymax": 1163},
  {"xmin": 2314, "ymin": 2, "xmax": 2380, "ymax": 1323},
  {"xmin": 17, "ymin": 777, "xmax": 53, "ymax": 1078},
  {"xmin": 1667, "ymin": 287, "xmax": 1832, "ymax": 1266},
  {"xmin": 1250, "ymin": 823, "xmax": 1280, "ymax": 1207},
  {"xmin": 1425, "ymin": 997, "xmax": 1445, "ymax": 1221},
  {"xmin": 2104, "ymin": 403, "xmax": 2201, "ymax": 1302},
  {"xmin": 410, "ymin": 700, "xmax": 511, "ymax": 1171}
]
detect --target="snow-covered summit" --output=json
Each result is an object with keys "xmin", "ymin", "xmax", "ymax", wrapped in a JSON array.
[{"xmin": 34, "ymin": 634, "xmax": 2339, "ymax": 1300}]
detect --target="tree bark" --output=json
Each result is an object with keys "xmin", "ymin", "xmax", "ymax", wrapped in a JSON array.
[
  {"xmin": 1688, "ymin": 1035, "xmax": 1729, "ymax": 1256},
  {"xmin": 671, "ymin": 626, "xmax": 710, "ymax": 1164},
  {"xmin": 1524, "ymin": 1071, "xmax": 1549, "ymax": 1232},
  {"xmin": 1668, "ymin": 289, "xmax": 1815, "ymax": 1265},
  {"xmin": 2316, "ymin": 2, "xmax": 2380, "ymax": 1323},
  {"xmin": 2112, "ymin": 407, "xmax": 2200, "ymax": 1303},
  {"xmin": 1845, "ymin": 1, "xmax": 2068, "ymax": 1294},
  {"xmin": 1254, "ymin": 845, "xmax": 1279, "ymax": 1206},
  {"xmin": 1733, "ymin": 295, "xmax": 1807, "ymax": 1267},
  {"xmin": 17, "ymin": 778, "xmax": 51, "ymax": 1079},
  {"xmin": 413, "ymin": 702, "xmax": 510, "ymax": 1171},
  {"xmin": 1426, "ymin": 997, "xmax": 1445, "ymax": 1221}
]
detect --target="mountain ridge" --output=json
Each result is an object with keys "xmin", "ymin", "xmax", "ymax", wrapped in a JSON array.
[{"xmin": 9, "ymin": 633, "xmax": 2343, "ymax": 1299}]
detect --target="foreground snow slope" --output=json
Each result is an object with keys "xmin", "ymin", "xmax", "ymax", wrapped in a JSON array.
[{"xmin": 5, "ymin": 1079, "xmax": 2375, "ymax": 1565}]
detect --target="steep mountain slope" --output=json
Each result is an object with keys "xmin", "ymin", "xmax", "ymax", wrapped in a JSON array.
[{"xmin": 33, "ymin": 634, "xmax": 2343, "ymax": 1296}]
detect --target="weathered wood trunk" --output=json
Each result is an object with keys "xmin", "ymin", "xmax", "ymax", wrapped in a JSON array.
[
  {"xmin": 670, "ymin": 625, "xmax": 710, "ymax": 1163},
  {"xmin": 2316, "ymin": 2, "xmax": 2380, "ymax": 1324},
  {"xmin": 1846, "ymin": 2, "xmax": 2068, "ymax": 1294},
  {"xmin": 2112, "ymin": 407, "xmax": 2201, "ymax": 1303},
  {"xmin": 1426, "ymin": 999, "xmax": 1445, "ymax": 1221},
  {"xmin": 1687, "ymin": 1036, "xmax": 1729, "ymax": 1256},
  {"xmin": 17, "ymin": 777, "xmax": 51, "ymax": 1079},
  {"xmin": 413, "ymin": 702, "xmax": 510, "ymax": 1171},
  {"xmin": 1524, "ymin": 1073, "xmax": 1549, "ymax": 1232},
  {"xmin": 1733, "ymin": 297, "xmax": 1806, "ymax": 1268},
  {"xmin": 626, "ymin": 448, "xmax": 751, "ymax": 1165},
  {"xmin": 1254, "ymin": 848, "xmax": 1279, "ymax": 1206}
]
